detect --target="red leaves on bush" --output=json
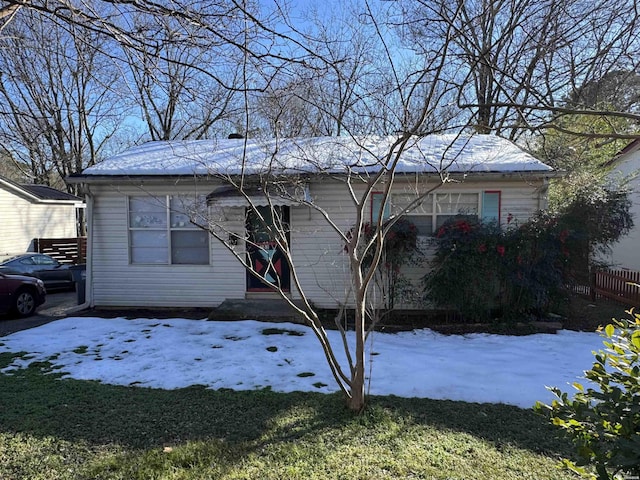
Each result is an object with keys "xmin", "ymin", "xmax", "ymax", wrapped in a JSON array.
[{"xmin": 559, "ymin": 229, "xmax": 569, "ymax": 244}]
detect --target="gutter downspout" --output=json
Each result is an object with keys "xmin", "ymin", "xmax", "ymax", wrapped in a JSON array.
[{"xmin": 66, "ymin": 185, "xmax": 93, "ymax": 313}]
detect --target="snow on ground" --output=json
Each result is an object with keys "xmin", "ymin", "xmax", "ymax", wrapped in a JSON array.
[{"xmin": 0, "ymin": 317, "xmax": 603, "ymax": 408}]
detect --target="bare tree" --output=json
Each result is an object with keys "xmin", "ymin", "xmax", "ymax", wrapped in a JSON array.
[
  {"xmin": 118, "ymin": 13, "xmax": 242, "ymax": 141},
  {"xmin": 401, "ymin": 0, "xmax": 640, "ymax": 139},
  {"xmin": 252, "ymin": 75, "xmax": 328, "ymax": 138},
  {"xmin": 186, "ymin": 1, "xmax": 463, "ymax": 412},
  {"xmin": 0, "ymin": 10, "xmax": 125, "ymax": 192}
]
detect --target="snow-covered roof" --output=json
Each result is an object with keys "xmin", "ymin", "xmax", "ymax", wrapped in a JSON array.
[{"xmin": 79, "ymin": 134, "xmax": 553, "ymax": 178}]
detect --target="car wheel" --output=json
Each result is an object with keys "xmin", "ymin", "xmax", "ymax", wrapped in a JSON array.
[{"xmin": 14, "ymin": 289, "xmax": 37, "ymax": 317}]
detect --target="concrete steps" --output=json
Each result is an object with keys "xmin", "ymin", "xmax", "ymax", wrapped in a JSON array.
[{"xmin": 208, "ymin": 298, "xmax": 309, "ymax": 323}]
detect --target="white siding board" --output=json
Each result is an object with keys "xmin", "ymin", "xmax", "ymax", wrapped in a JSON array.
[
  {"xmin": 290, "ymin": 182, "xmax": 360, "ymax": 309},
  {"xmin": 606, "ymin": 150, "xmax": 640, "ymax": 270},
  {"xmin": 0, "ymin": 186, "xmax": 78, "ymax": 256}
]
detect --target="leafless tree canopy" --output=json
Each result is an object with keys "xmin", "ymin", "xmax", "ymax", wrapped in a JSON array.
[
  {"xmin": 0, "ymin": 9, "xmax": 124, "ymax": 191},
  {"xmin": 401, "ymin": 0, "xmax": 640, "ymax": 139}
]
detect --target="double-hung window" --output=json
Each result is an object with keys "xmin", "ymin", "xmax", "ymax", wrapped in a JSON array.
[
  {"xmin": 371, "ymin": 190, "xmax": 501, "ymax": 236},
  {"xmin": 128, "ymin": 196, "xmax": 210, "ymax": 265}
]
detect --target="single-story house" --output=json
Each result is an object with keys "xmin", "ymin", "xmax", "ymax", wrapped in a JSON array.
[
  {"xmin": 603, "ymin": 138, "xmax": 640, "ymax": 271},
  {"xmin": 0, "ymin": 176, "xmax": 84, "ymax": 258},
  {"xmin": 68, "ymin": 134, "xmax": 557, "ymax": 310}
]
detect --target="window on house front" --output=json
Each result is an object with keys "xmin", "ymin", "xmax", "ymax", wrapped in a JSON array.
[
  {"xmin": 128, "ymin": 196, "xmax": 210, "ymax": 265},
  {"xmin": 371, "ymin": 190, "xmax": 501, "ymax": 236},
  {"xmin": 481, "ymin": 191, "xmax": 501, "ymax": 223}
]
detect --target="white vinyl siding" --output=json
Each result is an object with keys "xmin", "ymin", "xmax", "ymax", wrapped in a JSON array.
[
  {"xmin": 0, "ymin": 185, "xmax": 79, "ymax": 256},
  {"xmin": 606, "ymin": 149, "xmax": 640, "ymax": 269},
  {"xmin": 289, "ymin": 182, "xmax": 354, "ymax": 308}
]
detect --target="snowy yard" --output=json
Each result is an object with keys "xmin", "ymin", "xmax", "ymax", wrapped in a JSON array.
[{"xmin": 0, "ymin": 316, "xmax": 604, "ymax": 408}]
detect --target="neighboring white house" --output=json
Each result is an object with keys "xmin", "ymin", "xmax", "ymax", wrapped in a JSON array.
[
  {"xmin": 68, "ymin": 135, "xmax": 557, "ymax": 310},
  {"xmin": 0, "ymin": 176, "xmax": 84, "ymax": 258},
  {"xmin": 604, "ymin": 138, "xmax": 640, "ymax": 271}
]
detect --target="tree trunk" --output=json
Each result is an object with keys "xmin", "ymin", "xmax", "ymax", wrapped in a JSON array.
[{"xmin": 347, "ymin": 297, "xmax": 367, "ymax": 412}]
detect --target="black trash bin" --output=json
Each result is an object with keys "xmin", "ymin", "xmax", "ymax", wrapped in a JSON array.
[{"xmin": 69, "ymin": 264, "xmax": 87, "ymax": 304}]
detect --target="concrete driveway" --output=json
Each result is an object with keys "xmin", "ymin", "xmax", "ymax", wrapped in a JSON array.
[{"xmin": 0, "ymin": 290, "xmax": 79, "ymax": 337}]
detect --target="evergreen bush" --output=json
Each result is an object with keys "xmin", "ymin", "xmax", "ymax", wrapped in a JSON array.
[{"xmin": 535, "ymin": 308, "xmax": 640, "ymax": 480}]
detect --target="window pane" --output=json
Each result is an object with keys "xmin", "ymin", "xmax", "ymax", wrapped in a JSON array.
[
  {"xmin": 130, "ymin": 231, "xmax": 168, "ymax": 264},
  {"xmin": 435, "ymin": 193, "xmax": 478, "ymax": 215},
  {"xmin": 129, "ymin": 197, "xmax": 167, "ymax": 228},
  {"xmin": 170, "ymin": 196, "xmax": 207, "ymax": 229},
  {"xmin": 482, "ymin": 191, "xmax": 501, "ymax": 223},
  {"xmin": 391, "ymin": 193, "xmax": 432, "ymax": 215},
  {"xmin": 371, "ymin": 192, "xmax": 390, "ymax": 223},
  {"xmin": 35, "ymin": 255, "xmax": 57, "ymax": 265},
  {"xmin": 171, "ymin": 231, "xmax": 209, "ymax": 264}
]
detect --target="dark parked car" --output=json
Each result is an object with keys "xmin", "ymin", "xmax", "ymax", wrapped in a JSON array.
[
  {"xmin": 0, "ymin": 272, "xmax": 46, "ymax": 317},
  {"xmin": 0, "ymin": 254, "xmax": 74, "ymax": 290}
]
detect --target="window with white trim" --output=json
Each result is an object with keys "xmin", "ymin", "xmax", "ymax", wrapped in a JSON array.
[
  {"xmin": 128, "ymin": 196, "xmax": 210, "ymax": 265},
  {"xmin": 371, "ymin": 190, "xmax": 501, "ymax": 236}
]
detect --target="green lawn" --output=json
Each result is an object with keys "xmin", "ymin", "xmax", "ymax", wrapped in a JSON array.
[{"xmin": 0, "ymin": 352, "xmax": 577, "ymax": 480}]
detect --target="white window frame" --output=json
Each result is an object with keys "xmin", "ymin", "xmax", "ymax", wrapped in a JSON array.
[
  {"xmin": 372, "ymin": 190, "xmax": 501, "ymax": 236},
  {"xmin": 128, "ymin": 195, "xmax": 210, "ymax": 265}
]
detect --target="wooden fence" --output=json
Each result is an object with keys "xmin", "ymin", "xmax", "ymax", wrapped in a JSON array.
[
  {"xmin": 592, "ymin": 269, "xmax": 640, "ymax": 306},
  {"xmin": 34, "ymin": 237, "xmax": 86, "ymax": 265}
]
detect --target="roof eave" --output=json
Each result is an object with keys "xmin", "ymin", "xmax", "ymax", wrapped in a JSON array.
[{"xmin": 68, "ymin": 169, "xmax": 559, "ymax": 185}]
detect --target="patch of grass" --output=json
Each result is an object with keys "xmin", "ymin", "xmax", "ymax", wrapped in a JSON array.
[
  {"xmin": 261, "ymin": 328, "xmax": 305, "ymax": 336},
  {"xmin": 72, "ymin": 346, "xmax": 89, "ymax": 355},
  {"xmin": 266, "ymin": 346, "xmax": 278, "ymax": 352},
  {"xmin": 0, "ymin": 362, "xmax": 578, "ymax": 479},
  {"xmin": 296, "ymin": 372, "xmax": 315, "ymax": 378},
  {"xmin": 0, "ymin": 351, "xmax": 27, "ymax": 368},
  {"xmin": 223, "ymin": 335, "xmax": 248, "ymax": 341}
]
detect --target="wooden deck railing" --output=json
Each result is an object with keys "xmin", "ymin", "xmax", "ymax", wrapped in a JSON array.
[
  {"xmin": 34, "ymin": 237, "xmax": 87, "ymax": 264},
  {"xmin": 592, "ymin": 269, "xmax": 640, "ymax": 307}
]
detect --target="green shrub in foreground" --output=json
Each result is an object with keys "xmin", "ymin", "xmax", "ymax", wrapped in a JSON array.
[{"xmin": 535, "ymin": 308, "xmax": 640, "ymax": 479}]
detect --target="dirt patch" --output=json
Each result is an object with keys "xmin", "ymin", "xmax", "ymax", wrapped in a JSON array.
[
  {"xmin": 562, "ymin": 294, "xmax": 633, "ymax": 331},
  {"xmin": 67, "ymin": 293, "xmax": 634, "ymax": 335}
]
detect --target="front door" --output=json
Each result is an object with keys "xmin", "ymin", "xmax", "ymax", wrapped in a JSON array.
[{"xmin": 246, "ymin": 205, "xmax": 291, "ymax": 292}]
